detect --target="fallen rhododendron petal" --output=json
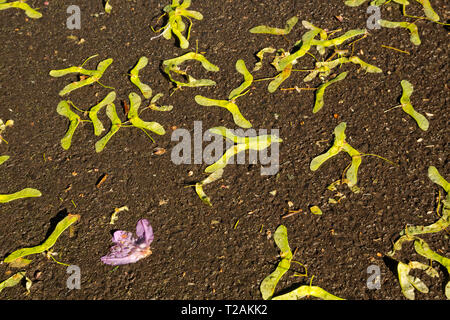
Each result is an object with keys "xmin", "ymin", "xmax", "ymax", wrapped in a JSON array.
[{"xmin": 101, "ymin": 219, "xmax": 154, "ymax": 265}]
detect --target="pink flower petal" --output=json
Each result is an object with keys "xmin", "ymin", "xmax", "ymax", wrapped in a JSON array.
[
  {"xmin": 101, "ymin": 219, "xmax": 154, "ymax": 266},
  {"xmin": 135, "ymin": 219, "xmax": 154, "ymax": 245}
]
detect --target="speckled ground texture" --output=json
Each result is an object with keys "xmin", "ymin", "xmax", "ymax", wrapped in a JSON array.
[{"xmin": 0, "ymin": 0, "xmax": 448, "ymax": 300}]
